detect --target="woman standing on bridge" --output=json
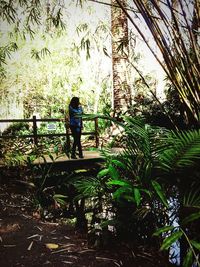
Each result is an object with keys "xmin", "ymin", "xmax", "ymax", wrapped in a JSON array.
[{"xmin": 69, "ymin": 97, "xmax": 84, "ymax": 159}]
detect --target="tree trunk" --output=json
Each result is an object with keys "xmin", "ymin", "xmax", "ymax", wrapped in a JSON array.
[
  {"xmin": 192, "ymin": 0, "xmax": 200, "ymax": 44},
  {"xmin": 46, "ymin": 0, "xmax": 51, "ymax": 32},
  {"xmin": 111, "ymin": 0, "xmax": 131, "ymax": 115}
]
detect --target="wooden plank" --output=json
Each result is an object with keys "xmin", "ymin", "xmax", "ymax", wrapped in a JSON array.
[
  {"xmin": 0, "ymin": 117, "xmax": 99, "ymax": 148},
  {"xmin": 0, "ymin": 118, "xmax": 61, "ymax": 123},
  {"xmin": 0, "ymin": 132, "xmax": 96, "ymax": 139},
  {"xmin": 0, "ymin": 151, "xmax": 105, "ymax": 171},
  {"xmin": 0, "ymin": 119, "xmax": 33, "ymax": 123},
  {"xmin": 33, "ymin": 151, "xmax": 103, "ymax": 164}
]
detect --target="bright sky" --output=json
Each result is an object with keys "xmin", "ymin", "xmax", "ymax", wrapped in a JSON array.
[{"xmin": 0, "ymin": 0, "xmax": 166, "ymax": 102}]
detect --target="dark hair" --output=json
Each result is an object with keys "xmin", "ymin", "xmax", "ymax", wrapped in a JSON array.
[{"xmin": 70, "ymin": 97, "xmax": 80, "ymax": 109}]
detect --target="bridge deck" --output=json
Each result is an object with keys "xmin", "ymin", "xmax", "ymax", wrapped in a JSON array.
[
  {"xmin": 0, "ymin": 151, "xmax": 105, "ymax": 172},
  {"xmin": 0, "ymin": 148, "xmax": 123, "ymax": 172},
  {"xmin": 33, "ymin": 150, "xmax": 105, "ymax": 171},
  {"xmin": 34, "ymin": 150, "xmax": 103, "ymax": 164}
]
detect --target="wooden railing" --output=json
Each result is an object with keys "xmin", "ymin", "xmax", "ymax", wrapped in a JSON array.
[{"xmin": 0, "ymin": 116, "xmax": 99, "ymax": 148}]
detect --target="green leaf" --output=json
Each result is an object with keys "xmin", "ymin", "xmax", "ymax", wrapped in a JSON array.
[
  {"xmin": 107, "ymin": 179, "xmax": 130, "ymax": 187},
  {"xmin": 144, "ymin": 161, "xmax": 152, "ymax": 180},
  {"xmin": 153, "ymin": 226, "xmax": 174, "ymax": 237},
  {"xmin": 97, "ymin": 168, "xmax": 109, "ymax": 178},
  {"xmin": 111, "ymin": 159, "xmax": 126, "ymax": 169},
  {"xmin": 182, "ymin": 211, "xmax": 200, "ymax": 225},
  {"xmin": 112, "ymin": 187, "xmax": 125, "ymax": 200},
  {"xmin": 53, "ymin": 194, "xmax": 68, "ymax": 206},
  {"xmin": 55, "ymin": 198, "xmax": 67, "ymax": 206},
  {"xmin": 160, "ymin": 129, "xmax": 200, "ymax": 171},
  {"xmin": 123, "ymin": 194, "xmax": 135, "ymax": 202},
  {"xmin": 134, "ymin": 188, "xmax": 141, "ymax": 206},
  {"xmin": 112, "ymin": 187, "xmax": 132, "ymax": 201},
  {"xmin": 53, "ymin": 194, "xmax": 68, "ymax": 199},
  {"xmin": 183, "ymin": 249, "xmax": 193, "ymax": 267},
  {"xmin": 160, "ymin": 231, "xmax": 183, "ymax": 250},
  {"xmin": 152, "ymin": 180, "xmax": 168, "ymax": 208},
  {"xmin": 141, "ymin": 189, "xmax": 152, "ymax": 198},
  {"xmin": 190, "ymin": 240, "xmax": 200, "ymax": 251},
  {"xmin": 109, "ymin": 164, "xmax": 120, "ymax": 179}
]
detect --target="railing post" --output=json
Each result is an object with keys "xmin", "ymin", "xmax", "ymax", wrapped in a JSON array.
[
  {"xmin": 65, "ymin": 116, "xmax": 71, "ymax": 153},
  {"xmin": 94, "ymin": 117, "xmax": 99, "ymax": 148},
  {"xmin": 33, "ymin": 115, "xmax": 38, "ymax": 146}
]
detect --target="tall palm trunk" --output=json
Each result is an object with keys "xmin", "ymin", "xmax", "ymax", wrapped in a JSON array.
[
  {"xmin": 46, "ymin": 0, "xmax": 52, "ymax": 32},
  {"xmin": 111, "ymin": 0, "xmax": 131, "ymax": 115}
]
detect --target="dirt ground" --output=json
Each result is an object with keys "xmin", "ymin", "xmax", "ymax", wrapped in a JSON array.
[{"xmin": 0, "ymin": 180, "xmax": 173, "ymax": 267}]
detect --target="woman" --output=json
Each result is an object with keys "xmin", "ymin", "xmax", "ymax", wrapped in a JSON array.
[{"xmin": 69, "ymin": 97, "xmax": 84, "ymax": 159}]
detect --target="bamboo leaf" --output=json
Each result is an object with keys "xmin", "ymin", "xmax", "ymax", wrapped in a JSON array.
[
  {"xmin": 53, "ymin": 194, "xmax": 68, "ymax": 199},
  {"xmin": 97, "ymin": 168, "xmax": 109, "ymax": 178},
  {"xmin": 153, "ymin": 226, "xmax": 174, "ymax": 237},
  {"xmin": 182, "ymin": 211, "xmax": 200, "ymax": 225},
  {"xmin": 107, "ymin": 179, "xmax": 130, "ymax": 187},
  {"xmin": 183, "ymin": 249, "xmax": 193, "ymax": 267},
  {"xmin": 55, "ymin": 198, "xmax": 66, "ymax": 206},
  {"xmin": 190, "ymin": 240, "xmax": 200, "ymax": 251},
  {"xmin": 123, "ymin": 194, "xmax": 135, "ymax": 202},
  {"xmin": 109, "ymin": 165, "xmax": 120, "ymax": 179},
  {"xmin": 151, "ymin": 180, "xmax": 168, "ymax": 207},
  {"xmin": 134, "ymin": 188, "xmax": 141, "ymax": 206},
  {"xmin": 190, "ymin": 240, "xmax": 200, "ymax": 250},
  {"xmin": 111, "ymin": 159, "xmax": 126, "ymax": 169},
  {"xmin": 160, "ymin": 231, "xmax": 183, "ymax": 251},
  {"xmin": 112, "ymin": 187, "xmax": 133, "ymax": 201}
]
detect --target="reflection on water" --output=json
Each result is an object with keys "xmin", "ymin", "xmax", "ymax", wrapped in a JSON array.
[
  {"xmin": 168, "ymin": 197, "xmax": 198, "ymax": 267},
  {"xmin": 169, "ymin": 239, "xmax": 180, "ymax": 266},
  {"xmin": 168, "ymin": 197, "xmax": 180, "ymax": 266}
]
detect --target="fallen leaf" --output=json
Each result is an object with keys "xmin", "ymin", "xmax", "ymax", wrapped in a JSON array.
[
  {"xmin": 78, "ymin": 249, "xmax": 95, "ymax": 254},
  {"xmin": 35, "ymin": 226, "xmax": 42, "ymax": 231},
  {"xmin": 51, "ymin": 248, "xmax": 69, "ymax": 254},
  {"xmin": 27, "ymin": 241, "xmax": 34, "ymax": 251},
  {"xmin": 27, "ymin": 234, "xmax": 39, "ymax": 239},
  {"xmin": 96, "ymin": 256, "xmax": 115, "ymax": 261},
  {"xmin": 45, "ymin": 243, "xmax": 59, "ymax": 249}
]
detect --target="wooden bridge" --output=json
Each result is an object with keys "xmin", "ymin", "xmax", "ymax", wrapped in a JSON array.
[
  {"xmin": 0, "ymin": 117, "xmax": 122, "ymax": 172},
  {"xmin": 0, "ymin": 116, "xmax": 104, "ymax": 171},
  {"xmin": 32, "ymin": 150, "xmax": 105, "ymax": 172},
  {"xmin": 0, "ymin": 116, "xmax": 99, "ymax": 148}
]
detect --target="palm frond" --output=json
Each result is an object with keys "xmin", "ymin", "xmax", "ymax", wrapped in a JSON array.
[
  {"xmin": 183, "ymin": 187, "xmax": 200, "ymax": 209},
  {"xmin": 73, "ymin": 176, "xmax": 103, "ymax": 198},
  {"xmin": 120, "ymin": 117, "xmax": 170, "ymax": 180},
  {"xmin": 159, "ymin": 129, "xmax": 200, "ymax": 171}
]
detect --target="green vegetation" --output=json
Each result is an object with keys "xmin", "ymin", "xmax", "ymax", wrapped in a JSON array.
[{"xmin": 0, "ymin": 1, "xmax": 199, "ymax": 266}]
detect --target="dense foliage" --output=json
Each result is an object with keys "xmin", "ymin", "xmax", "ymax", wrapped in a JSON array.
[{"xmin": 0, "ymin": 1, "xmax": 199, "ymax": 267}]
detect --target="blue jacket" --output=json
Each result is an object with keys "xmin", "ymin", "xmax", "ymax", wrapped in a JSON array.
[{"xmin": 69, "ymin": 105, "xmax": 83, "ymax": 130}]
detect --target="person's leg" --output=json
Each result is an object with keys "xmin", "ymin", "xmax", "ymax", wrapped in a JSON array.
[
  {"xmin": 71, "ymin": 140, "xmax": 77, "ymax": 158},
  {"xmin": 77, "ymin": 132, "xmax": 83, "ymax": 158},
  {"xmin": 70, "ymin": 126, "xmax": 78, "ymax": 159}
]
